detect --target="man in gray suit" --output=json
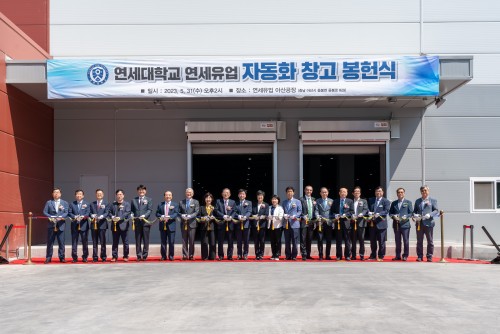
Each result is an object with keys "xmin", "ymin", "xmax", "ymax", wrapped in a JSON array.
[
  {"xmin": 299, "ymin": 185, "xmax": 315, "ymax": 261},
  {"xmin": 389, "ymin": 187, "xmax": 413, "ymax": 261},
  {"xmin": 314, "ymin": 187, "xmax": 334, "ymax": 260},
  {"xmin": 351, "ymin": 186, "xmax": 369, "ymax": 260},
  {"xmin": 179, "ymin": 188, "xmax": 200, "ymax": 260},
  {"xmin": 413, "ymin": 185, "xmax": 439, "ymax": 262},
  {"xmin": 131, "ymin": 184, "xmax": 153, "ymax": 261}
]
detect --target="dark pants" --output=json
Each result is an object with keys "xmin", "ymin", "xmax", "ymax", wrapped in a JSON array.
[
  {"xmin": 91, "ymin": 228, "xmax": 107, "ymax": 260},
  {"xmin": 395, "ymin": 228, "xmax": 410, "ymax": 258},
  {"xmin": 334, "ymin": 225, "xmax": 343, "ymax": 259},
  {"xmin": 46, "ymin": 228, "xmax": 65, "ymax": 260},
  {"xmin": 71, "ymin": 229, "xmax": 89, "ymax": 260},
  {"xmin": 134, "ymin": 222, "xmax": 151, "ymax": 259},
  {"xmin": 341, "ymin": 226, "xmax": 353, "ymax": 259},
  {"xmin": 300, "ymin": 225, "xmax": 314, "ymax": 258},
  {"xmin": 160, "ymin": 229, "xmax": 176, "ymax": 259},
  {"xmin": 318, "ymin": 224, "xmax": 333, "ymax": 259},
  {"xmin": 216, "ymin": 226, "xmax": 227, "ymax": 258},
  {"xmin": 269, "ymin": 228, "xmax": 283, "ymax": 258},
  {"xmin": 351, "ymin": 226, "xmax": 365, "ymax": 259},
  {"xmin": 253, "ymin": 226, "xmax": 266, "ymax": 257},
  {"xmin": 112, "ymin": 229, "xmax": 129, "ymax": 259},
  {"xmin": 369, "ymin": 227, "xmax": 387, "ymax": 259},
  {"xmin": 416, "ymin": 225, "xmax": 434, "ymax": 259},
  {"xmin": 284, "ymin": 227, "xmax": 300, "ymax": 259},
  {"xmin": 200, "ymin": 228, "xmax": 216, "ymax": 260},
  {"xmin": 235, "ymin": 227, "xmax": 250, "ymax": 257},
  {"xmin": 181, "ymin": 227, "xmax": 197, "ymax": 258}
]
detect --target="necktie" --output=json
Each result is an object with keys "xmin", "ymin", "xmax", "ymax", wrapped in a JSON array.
[
  {"xmin": 97, "ymin": 201, "xmax": 101, "ymax": 209},
  {"xmin": 55, "ymin": 201, "xmax": 59, "ymax": 213},
  {"xmin": 340, "ymin": 199, "xmax": 344, "ymax": 215},
  {"xmin": 166, "ymin": 202, "xmax": 170, "ymax": 216},
  {"xmin": 78, "ymin": 202, "xmax": 82, "ymax": 211},
  {"xmin": 376, "ymin": 199, "xmax": 380, "ymax": 209},
  {"xmin": 354, "ymin": 200, "xmax": 358, "ymax": 214},
  {"xmin": 271, "ymin": 207, "xmax": 275, "ymax": 215},
  {"xmin": 186, "ymin": 199, "xmax": 190, "ymax": 210},
  {"xmin": 224, "ymin": 200, "xmax": 228, "ymax": 214},
  {"xmin": 398, "ymin": 201, "xmax": 402, "ymax": 210},
  {"xmin": 139, "ymin": 197, "xmax": 143, "ymax": 206},
  {"xmin": 307, "ymin": 198, "xmax": 312, "ymax": 220}
]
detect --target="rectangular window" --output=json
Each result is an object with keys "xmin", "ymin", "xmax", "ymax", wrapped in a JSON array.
[{"xmin": 470, "ymin": 178, "xmax": 500, "ymax": 212}]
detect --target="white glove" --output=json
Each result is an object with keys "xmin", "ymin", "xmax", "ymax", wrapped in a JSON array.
[
  {"xmin": 290, "ymin": 215, "xmax": 296, "ymax": 219},
  {"xmin": 91, "ymin": 214, "xmax": 97, "ymax": 219},
  {"xmin": 424, "ymin": 213, "xmax": 431, "ymax": 219},
  {"xmin": 223, "ymin": 215, "xmax": 229, "ymax": 221},
  {"xmin": 98, "ymin": 215, "xmax": 103, "ymax": 219},
  {"xmin": 358, "ymin": 213, "xmax": 363, "ymax": 218},
  {"xmin": 260, "ymin": 215, "xmax": 266, "ymax": 220},
  {"xmin": 402, "ymin": 215, "xmax": 407, "ymax": 220},
  {"xmin": 181, "ymin": 214, "xmax": 188, "ymax": 220},
  {"xmin": 283, "ymin": 214, "xmax": 289, "ymax": 219},
  {"xmin": 140, "ymin": 215, "xmax": 145, "ymax": 219},
  {"xmin": 374, "ymin": 213, "xmax": 380, "ymax": 218},
  {"xmin": 334, "ymin": 214, "xmax": 340, "ymax": 219},
  {"xmin": 341, "ymin": 214, "xmax": 346, "ymax": 218},
  {"xmin": 238, "ymin": 215, "xmax": 244, "ymax": 220},
  {"xmin": 316, "ymin": 215, "xmax": 322, "ymax": 220},
  {"xmin": 165, "ymin": 215, "xmax": 170, "ymax": 219}
]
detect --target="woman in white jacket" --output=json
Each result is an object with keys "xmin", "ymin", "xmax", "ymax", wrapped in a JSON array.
[{"xmin": 268, "ymin": 195, "xmax": 284, "ymax": 260}]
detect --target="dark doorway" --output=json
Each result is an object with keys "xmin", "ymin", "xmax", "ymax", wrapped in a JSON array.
[
  {"xmin": 303, "ymin": 154, "xmax": 380, "ymax": 199},
  {"xmin": 192, "ymin": 154, "xmax": 273, "ymax": 203}
]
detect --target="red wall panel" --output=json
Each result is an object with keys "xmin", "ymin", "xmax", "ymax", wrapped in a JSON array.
[{"xmin": 0, "ymin": 0, "xmax": 49, "ymax": 52}]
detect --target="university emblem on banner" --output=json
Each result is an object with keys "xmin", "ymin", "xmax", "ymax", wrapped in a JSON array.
[{"xmin": 87, "ymin": 64, "xmax": 109, "ymax": 85}]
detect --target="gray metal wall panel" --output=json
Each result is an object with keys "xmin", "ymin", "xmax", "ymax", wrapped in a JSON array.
[
  {"xmin": 426, "ymin": 149, "xmax": 500, "ymax": 180},
  {"xmin": 423, "ymin": 23, "xmax": 500, "ymax": 54},
  {"xmin": 390, "ymin": 149, "xmax": 422, "ymax": 181},
  {"xmin": 426, "ymin": 118, "xmax": 500, "ymax": 149},
  {"xmin": 55, "ymin": 120, "xmax": 115, "ymax": 151},
  {"xmin": 426, "ymin": 85, "xmax": 500, "ymax": 117},
  {"xmin": 389, "ymin": 117, "xmax": 421, "ymax": 149},
  {"xmin": 423, "ymin": 0, "xmax": 500, "ymax": 22},
  {"xmin": 466, "ymin": 55, "xmax": 500, "ymax": 85},
  {"xmin": 50, "ymin": 23, "xmax": 420, "ymax": 57},
  {"xmin": 51, "ymin": 0, "xmax": 420, "ymax": 24}
]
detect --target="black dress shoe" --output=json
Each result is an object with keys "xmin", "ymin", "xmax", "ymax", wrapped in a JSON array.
[
  {"xmin": 136, "ymin": 258, "xmax": 141, "ymax": 262},
  {"xmin": 169, "ymin": 257, "xmax": 174, "ymax": 261},
  {"xmin": 102, "ymin": 258, "xmax": 107, "ymax": 262},
  {"xmin": 307, "ymin": 256, "xmax": 314, "ymax": 260},
  {"xmin": 71, "ymin": 259, "xmax": 78, "ymax": 263},
  {"xmin": 60, "ymin": 259, "xmax": 66, "ymax": 263},
  {"xmin": 368, "ymin": 257, "xmax": 376, "ymax": 260},
  {"xmin": 189, "ymin": 256, "xmax": 194, "ymax": 261},
  {"xmin": 318, "ymin": 257, "xmax": 323, "ymax": 261},
  {"xmin": 302, "ymin": 257, "xmax": 307, "ymax": 261},
  {"xmin": 402, "ymin": 257, "xmax": 408, "ymax": 261},
  {"xmin": 427, "ymin": 258, "xmax": 433, "ymax": 262},
  {"xmin": 82, "ymin": 259, "xmax": 88, "ymax": 263},
  {"xmin": 237, "ymin": 256, "xmax": 242, "ymax": 260},
  {"xmin": 292, "ymin": 258, "xmax": 297, "ymax": 261},
  {"xmin": 143, "ymin": 257, "xmax": 147, "ymax": 261},
  {"xmin": 44, "ymin": 259, "xmax": 51, "ymax": 264},
  {"xmin": 182, "ymin": 256, "xmax": 187, "ymax": 260},
  {"xmin": 360, "ymin": 256, "xmax": 365, "ymax": 261},
  {"xmin": 345, "ymin": 257, "xmax": 351, "ymax": 261},
  {"xmin": 228, "ymin": 257, "xmax": 234, "ymax": 261},
  {"xmin": 335, "ymin": 257, "xmax": 340, "ymax": 261},
  {"xmin": 217, "ymin": 257, "xmax": 222, "ymax": 261},
  {"xmin": 417, "ymin": 257, "xmax": 423, "ymax": 262},
  {"xmin": 92, "ymin": 259, "xmax": 98, "ymax": 263},
  {"xmin": 392, "ymin": 257, "xmax": 401, "ymax": 261},
  {"xmin": 326, "ymin": 256, "xmax": 332, "ymax": 260},
  {"xmin": 244, "ymin": 255, "xmax": 248, "ymax": 260}
]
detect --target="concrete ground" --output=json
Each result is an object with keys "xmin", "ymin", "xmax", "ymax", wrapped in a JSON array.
[{"xmin": 1, "ymin": 261, "xmax": 499, "ymax": 333}]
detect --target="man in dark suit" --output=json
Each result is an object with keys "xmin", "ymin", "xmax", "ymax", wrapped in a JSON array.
[
  {"xmin": 368, "ymin": 186, "xmax": 391, "ymax": 261},
  {"xmin": 389, "ymin": 187, "xmax": 413, "ymax": 261},
  {"xmin": 131, "ymin": 184, "xmax": 153, "ymax": 261},
  {"xmin": 299, "ymin": 185, "xmax": 315, "ymax": 261},
  {"xmin": 89, "ymin": 189, "xmax": 108, "ymax": 262},
  {"xmin": 43, "ymin": 188, "xmax": 69, "ymax": 263},
  {"xmin": 215, "ymin": 188, "xmax": 236, "ymax": 260},
  {"xmin": 332, "ymin": 187, "xmax": 354, "ymax": 260},
  {"xmin": 179, "ymin": 188, "xmax": 200, "ymax": 260},
  {"xmin": 234, "ymin": 189, "xmax": 252, "ymax": 260},
  {"xmin": 282, "ymin": 187, "xmax": 302, "ymax": 260},
  {"xmin": 68, "ymin": 189, "xmax": 91, "ymax": 263},
  {"xmin": 413, "ymin": 185, "xmax": 439, "ymax": 262},
  {"xmin": 108, "ymin": 189, "xmax": 131, "ymax": 262},
  {"xmin": 252, "ymin": 190, "xmax": 268, "ymax": 260},
  {"xmin": 351, "ymin": 186, "xmax": 369, "ymax": 260},
  {"xmin": 314, "ymin": 187, "xmax": 333, "ymax": 260},
  {"xmin": 156, "ymin": 190, "xmax": 179, "ymax": 261}
]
